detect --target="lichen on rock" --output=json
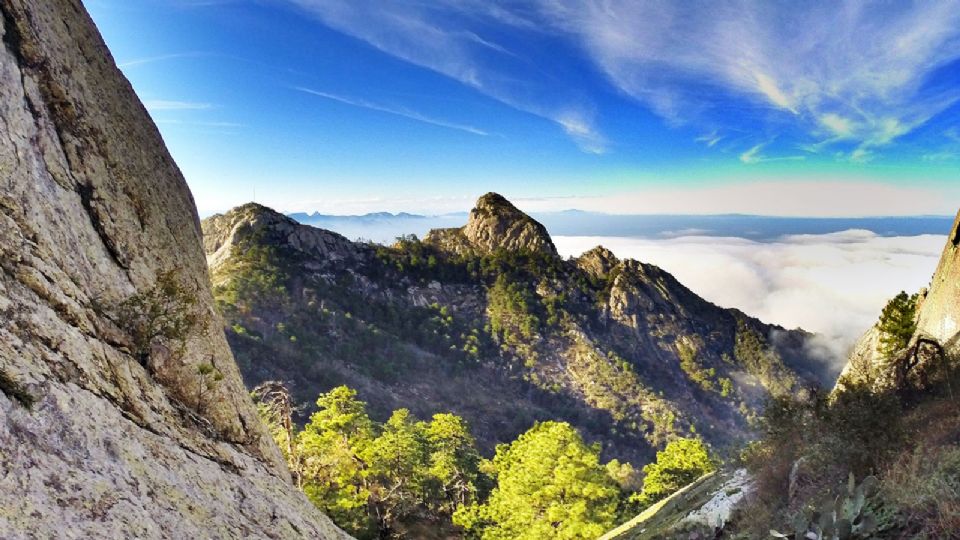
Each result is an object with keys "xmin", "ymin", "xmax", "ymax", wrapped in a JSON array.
[{"xmin": 0, "ymin": 0, "xmax": 348, "ymax": 537}]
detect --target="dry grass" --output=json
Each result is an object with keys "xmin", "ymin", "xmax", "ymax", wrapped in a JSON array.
[{"xmin": 879, "ymin": 445, "xmax": 960, "ymax": 539}]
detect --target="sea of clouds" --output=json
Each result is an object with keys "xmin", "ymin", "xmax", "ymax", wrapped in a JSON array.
[{"xmin": 554, "ymin": 231, "xmax": 946, "ymax": 369}]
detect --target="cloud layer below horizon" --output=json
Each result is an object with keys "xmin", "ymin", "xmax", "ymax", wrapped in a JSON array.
[{"xmin": 555, "ymin": 231, "xmax": 946, "ymax": 368}]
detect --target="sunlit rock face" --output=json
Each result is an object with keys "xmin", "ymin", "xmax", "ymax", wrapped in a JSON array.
[
  {"xmin": 0, "ymin": 0, "xmax": 347, "ymax": 537},
  {"xmin": 916, "ymin": 209, "xmax": 960, "ymax": 352},
  {"xmin": 425, "ymin": 192, "xmax": 558, "ymax": 256}
]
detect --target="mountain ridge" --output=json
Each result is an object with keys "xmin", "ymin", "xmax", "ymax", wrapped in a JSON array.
[{"xmin": 204, "ymin": 195, "xmax": 831, "ymax": 465}]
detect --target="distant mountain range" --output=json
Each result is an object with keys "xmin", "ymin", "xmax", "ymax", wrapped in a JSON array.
[{"xmin": 287, "ymin": 209, "xmax": 954, "ymax": 245}]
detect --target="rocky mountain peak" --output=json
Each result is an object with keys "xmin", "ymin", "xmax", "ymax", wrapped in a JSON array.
[
  {"xmin": 576, "ymin": 246, "xmax": 620, "ymax": 280},
  {"xmin": 202, "ymin": 202, "xmax": 361, "ymax": 273},
  {"xmin": 426, "ymin": 192, "xmax": 558, "ymax": 256}
]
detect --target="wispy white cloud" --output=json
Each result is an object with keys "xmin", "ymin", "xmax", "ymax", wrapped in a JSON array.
[
  {"xmin": 294, "ymin": 87, "xmax": 488, "ymax": 136},
  {"xmin": 739, "ymin": 143, "xmax": 805, "ymax": 164},
  {"xmin": 695, "ymin": 131, "xmax": 723, "ymax": 148},
  {"xmin": 118, "ymin": 52, "xmax": 209, "ymax": 68},
  {"xmin": 537, "ymin": 0, "xmax": 960, "ymax": 158},
  {"xmin": 285, "ymin": 0, "xmax": 607, "ymax": 153},
  {"xmin": 142, "ymin": 99, "xmax": 213, "ymax": 111},
  {"xmin": 555, "ymin": 231, "xmax": 946, "ymax": 367},
  {"xmin": 286, "ymin": 1, "xmax": 960, "ymax": 159},
  {"xmin": 921, "ymin": 127, "xmax": 960, "ymax": 161}
]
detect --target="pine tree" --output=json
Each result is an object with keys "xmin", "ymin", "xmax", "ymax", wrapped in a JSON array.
[
  {"xmin": 632, "ymin": 437, "xmax": 716, "ymax": 508},
  {"xmin": 364, "ymin": 409, "xmax": 429, "ymax": 535},
  {"xmin": 454, "ymin": 421, "xmax": 620, "ymax": 540},
  {"xmin": 877, "ymin": 291, "xmax": 918, "ymax": 359},
  {"xmin": 298, "ymin": 386, "xmax": 377, "ymax": 538}
]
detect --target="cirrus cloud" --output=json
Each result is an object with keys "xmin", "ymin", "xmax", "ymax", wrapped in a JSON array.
[{"xmin": 285, "ymin": 0, "xmax": 960, "ymax": 160}]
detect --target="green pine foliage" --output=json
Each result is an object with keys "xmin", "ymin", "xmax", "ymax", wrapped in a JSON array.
[
  {"xmin": 677, "ymin": 341, "xmax": 718, "ymax": 392},
  {"xmin": 877, "ymin": 291, "xmax": 918, "ymax": 359},
  {"xmin": 265, "ymin": 386, "xmax": 486, "ymax": 539},
  {"xmin": 631, "ymin": 438, "xmax": 717, "ymax": 508},
  {"xmin": 111, "ymin": 269, "xmax": 204, "ymax": 364},
  {"xmin": 254, "ymin": 387, "xmax": 680, "ymax": 539},
  {"xmin": 486, "ymin": 274, "xmax": 541, "ymax": 366},
  {"xmin": 454, "ymin": 421, "xmax": 622, "ymax": 540},
  {"xmin": 734, "ymin": 320, "xmax": 796, "ymax": 397}
]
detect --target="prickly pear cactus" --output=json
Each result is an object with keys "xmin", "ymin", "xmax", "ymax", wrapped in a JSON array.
[{"xmin": 771, "ymin": 474, "xmax": 879, "ymax": 540}]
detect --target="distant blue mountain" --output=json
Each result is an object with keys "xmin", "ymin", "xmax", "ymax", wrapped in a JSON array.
[{"xmin": 288, "ymin": 210, "xmax": 954, "ymax": 245}]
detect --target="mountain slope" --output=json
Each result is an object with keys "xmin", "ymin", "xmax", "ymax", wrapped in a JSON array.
[
  {"xmin": 0, "ymin": 1, "xmax": 346, "ymax": 537},
  {"xmin": 204, "ymin": 197, "xmax": 828, "ymax": 464}
]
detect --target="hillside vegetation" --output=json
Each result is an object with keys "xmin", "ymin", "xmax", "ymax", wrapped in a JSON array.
[
  {"xmin": 607, "ymin": 210, "xmax": 960, "ymax": 540},
  {"xmin": 203, "ymin": 194, "xmax": 834, "ymax": 536},
  {"xmin": 204, "ymin": 195, "xmax": 828, "ymax": 466}
]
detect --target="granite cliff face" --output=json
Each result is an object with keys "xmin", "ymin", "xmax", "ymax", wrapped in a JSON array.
[
  {"xmin": 204, "ymin": 197, "xmax": 830, "ymax": 465},
  {"xmin": 0, "ymin": 1, "xmax": 346, "ymax": 537},
  {"xmin": 915, "ymin": 209, "xmax": 960, "ymax": 352}
]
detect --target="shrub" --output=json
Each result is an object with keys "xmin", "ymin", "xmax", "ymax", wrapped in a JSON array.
[
  {"xmin": 114, "ymin": 269, "xmax": 204, "ymax": 364},
  {"xmin": 194, "ymin": 362, "xmax": 224, "ymax": 414},
  {"xmin": 877, "ymin": 292, "xmax": 918, "ymax": 359}
]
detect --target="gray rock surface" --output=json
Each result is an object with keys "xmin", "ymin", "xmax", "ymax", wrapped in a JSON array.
[
  {"xmin": 425, "ymin": 192, "xmax": 558, "ymax": 256},
  {"xmin": 0, "ymin": 0, "xmax": 347, "ymax": 537},
  {"xmin": 203, "ymin": 203, "xmax": 363, "ymax": 279},
  {"xmin": 916, "ymin": 209, "xmax": 960, "ymax": 352},
  {"xmin": 576, "ymin": 246, "xmax": 619, "ymax": 280}
]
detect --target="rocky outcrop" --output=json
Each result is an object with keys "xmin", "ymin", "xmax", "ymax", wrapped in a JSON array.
[
  {"xmin": 0, "ymin": 0, "xmax": 346, "ymax": 537},
  {"xmin": 836, "ymin": 208, "xmax": 960, "ymax": 391},
  {"xmin": 203, "ymin": 202, "xmax": 363, "ymax": 278},
  {"xmin": 600, "ymin": 469, "xmax": 753, "ymax": 540},
  {"xmin": 835, "ymin": 326, "xmax": 883, "ymax": 389},
  {"xmin": 425, "ymin": 192, "xmax": 557, "ymax": 256},
  {"xmin": 576, "ymin": 246, "xmax": 619, "ymax": 280}
]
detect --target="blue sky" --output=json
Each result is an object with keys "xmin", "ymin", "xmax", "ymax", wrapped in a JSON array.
[{"xmin": 86, "ymin": 0, "xmax": 960, "ymax": 217}]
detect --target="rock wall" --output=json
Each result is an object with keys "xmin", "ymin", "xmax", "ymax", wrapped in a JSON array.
[
  {"xmin": 915, "ymin": 209, "xmax": 960, "ymax": 352},
  {"xmin": 0, "ymin": 0, "xmax": 347, "ymax": 537},
  {"xmin": 203, "ymin": 203, "xmax": 363, "ymax": 276}
]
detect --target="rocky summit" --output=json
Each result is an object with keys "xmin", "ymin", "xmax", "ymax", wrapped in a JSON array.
[
  {"xmin": 0, "ymin": 1, "xmax": 346, "ymax": 537},
  {"xmin": 425, "ymin": 192, "xmax": 558, "ymax": 256},
  {"xmin": 204, "ymin": 196, "xmax": 831, "ymax": 465}
]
